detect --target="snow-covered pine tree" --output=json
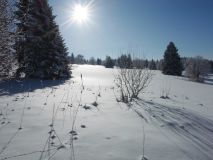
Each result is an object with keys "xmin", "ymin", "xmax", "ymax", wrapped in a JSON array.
[
  {"xmin": 15, "ymin": 0, "xmax": 30, "ymax": 76},
  {"xmin": 117, "ymin": 54, "xmax": 133, "ymax": 69},
  {"xmin": 15, "ymin": 0, "xmax": 70, "ymax": 79},
  {"xmin": 0, "ymin": 0, "xmax": 14, "ymax": 78},
  {"xmin": 148, "ymin": 59, "xmax": 157, "ymax": 70},
  {"xmin": 162, "ymin": 42, "xmax": 182, "ymax": 76},
  {"xmin": 96, "ymin": 58, "xmax": 102, "ymax": 65},
  {"xmin": 104, "ymin": 56, "xmax": 114, "ymax": 68},
  {"xmin": 144, "ymin": 59, "xmax": 148, "ymax": 68},
  {"xmin": 70, "ymin": 53, "xmax": 75, "ymax": 64}
]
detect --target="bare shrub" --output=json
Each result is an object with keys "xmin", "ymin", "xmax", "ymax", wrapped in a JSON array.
[
  {"xmin": 160, "ymin": 78, "xmax": 171, "ymax": 99},
  {"xmin": 185, "ymin": 56, "xmax": 211, "ymax": 82},
  {"xmin": 114, "ymin": 66, "xmax": 152, "ymax": 103}
]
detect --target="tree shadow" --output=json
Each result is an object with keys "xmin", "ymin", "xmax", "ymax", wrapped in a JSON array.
[
  {"xmin": 180, "ymin": 74, "xmax": 213, "ymax": 86},
  {"xmin": 203, "ymin": 76, "xmax": 213, "ymax": 85},
  {"xmin": 134, "ymin": 99, "xmax": 213, "ymax": 160},
  {"xmin": 0, "ymin": 78, "xmax": 69, "ymax": 96}
]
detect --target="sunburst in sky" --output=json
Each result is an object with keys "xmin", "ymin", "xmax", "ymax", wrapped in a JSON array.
[
  {"xmin": 71, "ymin": 4, "xmax": 90, "ymax": 24},
  {"xmin": 50, "ymin": 0, "xmax": 213, "ymax": 60}
]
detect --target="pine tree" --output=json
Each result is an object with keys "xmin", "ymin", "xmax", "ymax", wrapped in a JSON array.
[
  {"xmin": 15, "ymin": 0, "xmax": 70, "ymax": 79},
  {"xmin": 117, "ymin": 54, "xmax": 133, "ymax": 69},
  {"xmin": 210, "ymin": 60, "xmax": 213, "ymax": 73},
  {"xmin": 70, "ymin": 53, "xmax": 75, "ymax": 64},
  {"xmin": 148, "ymin": 59, "xmax": 157, "ymax": 70},
  {"xmin": 104, "ymin": 56, "xmax": 114, "ymax": 68},
  {"xmin": 144, "ymin": 59, "xmax": 148, "ymax": 68},
  {"xmin": 127, "ymin": 54, "xmax": 133, "ymax": 69},
  {"xmin": 0, "ymin": 0, "xmax": 14, "ymax": 78},
  {"xmin": 15, "ymin": 0, "xmax": 29, "ymax": 76},
  {"xmin": 96, "ymin": 58, "xmax": 102, "ymax": 65},
  {"xmin": 162, "ymin": 42, "xmax": 182, "ymax": 76}
]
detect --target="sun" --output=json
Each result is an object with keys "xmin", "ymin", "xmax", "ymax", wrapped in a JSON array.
[
  {"xmin": 71, "ymin": 4, "xmax": 90, "ymax": 24},
  {"xmin": 62, "ymin": 2, "xmax": 94, "ymax": 27}
]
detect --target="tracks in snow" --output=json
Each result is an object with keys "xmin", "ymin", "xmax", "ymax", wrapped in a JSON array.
[{"xmin": 133, "ymin": 100, "xmax": 213, "ymax": 160}]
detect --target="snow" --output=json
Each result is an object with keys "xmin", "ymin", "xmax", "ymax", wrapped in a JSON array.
[{"xmin": 0, "ymin": 64, "xmax": 213, "ymax": 160}]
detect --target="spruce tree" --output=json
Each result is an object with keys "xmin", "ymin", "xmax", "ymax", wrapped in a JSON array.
[
  {"xmin": 210, "ymin": 60, "xmax": 213, "ymax": 73},
  {"xmin": 15, "ymin": 0, "xmax": 70, "ymax": 79},
  {"xmin": 127, "ymin": 54, "xmax": 133, "ymax": 69},
  {"xmin": 117, "ymin": 54, "xmax": 133, "ymax": 69},
  {"xmin": 144, "ymin": 59, "xmax": 148, "ymax": 68},
  {"xmin": 0, "ymin": 0, "xmax": 14, "ymax": 78},
  {"xmin": 70, "ymin": 53, "xmax": 75, "ymax": 64},
  {"xmin": 15, "ymin": 0, "xmax": 29, "ymax": 75},
  {"xmin": 96, "ymin": 58, "xmax": 102, "ymax": 65},
  {"xmin": 162, "ymin": 42, "xmax": 182, "ymax": 76},
  {"xmin": 104, "ymin": 56, "xmax": 114, "ymax": 68},
  {"xmin": 148, "ymin": 59, "xmax": 157, "ymax": 70}
]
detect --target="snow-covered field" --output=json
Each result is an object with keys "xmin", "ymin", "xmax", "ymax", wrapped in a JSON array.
[{"xmin": 0, "ymin": 65, "xmax": 213, "ymax": 160}]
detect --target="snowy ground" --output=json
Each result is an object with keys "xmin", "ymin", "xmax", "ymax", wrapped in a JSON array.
[{"xmin": 0, "ymin": 65, "xmax": 213, "ymax": 160}]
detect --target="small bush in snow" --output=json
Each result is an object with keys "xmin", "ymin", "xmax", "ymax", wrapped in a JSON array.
[{"xmin": 115, "ymin": 66, "xmax": 152, "ymax": 103}]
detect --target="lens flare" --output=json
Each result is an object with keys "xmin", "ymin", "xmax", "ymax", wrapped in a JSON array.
[{"xmin": 71, "ymin": 4, "xmax": 90, "ymax": 24}]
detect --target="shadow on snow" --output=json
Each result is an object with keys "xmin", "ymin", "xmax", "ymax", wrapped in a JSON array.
[
  {"xmin": 133, "ymin": 99, "xmax": 213, "ymax": 160},
  {"xmin": 0, "ymin": 78, "xmax": 69, "ymax": 96}
]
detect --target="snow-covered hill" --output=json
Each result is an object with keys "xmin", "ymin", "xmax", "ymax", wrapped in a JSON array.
[{"xmin": 0, "ymin": 65, "xmax": 213, "ymax": 160}]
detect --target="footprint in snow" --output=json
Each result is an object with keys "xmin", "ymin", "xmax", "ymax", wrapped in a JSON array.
[
  {"xmin": 81, "ymin": 125, "xmax": 86, "ymax": 128},
  {"xmin": 105, "ymin": 137, "xmax": 111, "ymax": 140},
  {"xmin": 83, "ymin": 105, "xmax": 91, "ymax": 110}
]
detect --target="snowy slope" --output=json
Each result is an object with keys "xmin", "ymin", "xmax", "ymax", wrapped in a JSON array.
[{"xmin": 0, "ymin": 65, "xmax": 213, "ymax": 160}]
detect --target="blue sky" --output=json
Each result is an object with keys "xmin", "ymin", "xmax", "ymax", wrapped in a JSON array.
[{"xmin": 49, "ymin": 0, "xmax": 213, "ymax": 60}]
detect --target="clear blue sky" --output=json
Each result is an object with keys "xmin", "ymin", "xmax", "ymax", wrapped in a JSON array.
[{"xmin": 49, "ymin": 0, "xmax": 213, "ymax": 60}]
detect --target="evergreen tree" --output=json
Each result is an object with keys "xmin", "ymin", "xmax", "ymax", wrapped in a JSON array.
[
  {"xmin": 127, "ymin": 54, "xmax": 133, "ymax": 68},
  {"xmin": 156, "ymin": 59, "xmax": 163, "ymax": 70},
  {"xmin": 148, "ymin": 59, "xmax": 157, "ymax": 70},
  {"xmin": 70, "ymin": 53, "xmax": 75, "ymax": 64},
  {"xmin": 0, "ymin": 0, "xmax": 14, "ymax": 78},
  {"xmin": 15, "ymin": 0, "xmax": 29, "ymax": 75},
  {"xmin": 210, "ymin": 60, "xmax": 213, "ymax": 73},
  {"xmin": 162, "ymin": 42, "xmax": 182, "ymax": 76},
  {"xmin": 132, "ymin": 58, "xmax": 142, "ymax": 69},
  {"xmin": 104, "ymin": 56, "xmax": 114, "ymax": 68},
  {"xmin": 15, "ymin": 0, "xmax": 70, "ymax": 79},
  {"xmin": 96, "ymin": 58, "xmax": 102, "ymax": 65},
  {"xmin": 117, "ymin": 54, "xmax": 133, "ymax": 69},
  {"xmin": 144, "ymin": 59, "xmax": 148, "ymax": 68}
]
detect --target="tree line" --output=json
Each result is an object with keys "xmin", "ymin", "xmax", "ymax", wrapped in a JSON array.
[
  {"xmin": 70, "ymin": 42, "xmax": 213, "ymax": 82},
  {"xmin": 0, "ymin": 0, "xmax": 212, "ymax": 82},
  {"xmin": 68, "ymin": 53, "xmax": 158, "ymax": 70}
]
